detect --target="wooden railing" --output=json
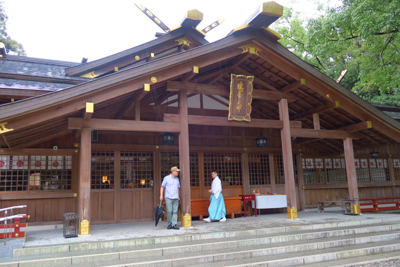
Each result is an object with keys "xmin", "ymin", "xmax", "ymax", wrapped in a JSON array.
[{"xmin": 360, "ymin": 197, "xmax": 400, "ymax": 212}]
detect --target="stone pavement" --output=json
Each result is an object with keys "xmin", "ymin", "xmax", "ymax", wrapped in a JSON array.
[{"xmin": 22, "ymin": 208, "xmax": 400, "ymax": 247}]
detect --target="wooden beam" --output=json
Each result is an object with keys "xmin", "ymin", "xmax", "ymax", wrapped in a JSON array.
[
  {"xmin": 68, "ymin": 118, "xmax": 180, "ymax": 132},
  {"xmin": 135, "ymin": 100, "xmax": 140, "ymax": 121},
  {"xmin": 236, "ymin": 66, "xmax": 279, "ymax": 92},
  {"xmin": 180, "ymin": 9, "xmax": 203, "ymax": 28},
  {"xmin": 167, "ymin": 81, "xmax": 296, "ymax": 102},
  {"xmin": 278, "ymin": 99, "xmax": 298, "ymax": 218},
  {"xmin": 179, "ymin": 89, "xmax": 191, "ymax": 224},
  {"xmin": 83, "ymin": 102, "xmax": 94, "ymax": 121},
  {"xmin": 281, "ymin": 81, "xmax": 302, "ymax": 94},
  {"xmin": 116, "ymin": 90, "xmax": 149, "ymax": 119},
  {"xmin": 181, "ymin": 66, "xmax": 200, "ymax": 83},
  {"xmin": 291, "ymin": 128, "xmax": 362, "ymax": 139},
  {"xmin": 342, "ymin": 121, "xmax": 372, "ymax": 133},
  {"xmin": 163, "ymin": 114, "xmax": 303, "ymax": 129},
  {"xmin": 290, "ymin": 101, "xmax": 340, "ymax": 120},
  {"xmin": 0, "ymin": 88, "xmax": 52, "ymax": 98}
]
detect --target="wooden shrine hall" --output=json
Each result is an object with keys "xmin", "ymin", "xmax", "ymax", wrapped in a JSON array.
[{"xmin": 1, "ymin": 2, "xmax": 400, "ymax": 233}]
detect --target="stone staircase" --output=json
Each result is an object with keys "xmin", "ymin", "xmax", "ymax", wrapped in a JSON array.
[{"xmin": 1, "ymin": 217, "xmax": 400, "ymax": 267}]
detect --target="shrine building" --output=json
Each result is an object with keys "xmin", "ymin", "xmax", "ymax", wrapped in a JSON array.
[{"xmin": 1, "ymin": 2, "xmax": 400, "ymax": 233}]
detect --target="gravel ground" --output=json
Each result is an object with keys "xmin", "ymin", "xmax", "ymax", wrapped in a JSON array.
[{"xmin": 346, "ymin": 258, "xmax": 400, "ymax": 267}]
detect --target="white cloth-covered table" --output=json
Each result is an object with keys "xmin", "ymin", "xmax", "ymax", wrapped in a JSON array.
[{"xmin": 251, "ymin": 195, "xmax": 287, "ymax": 209}]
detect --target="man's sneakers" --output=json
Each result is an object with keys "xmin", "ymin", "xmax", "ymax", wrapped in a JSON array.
[
  {"xmin": 203, "ymin": 217, "xmax": 211, "ymax": 222},
  {"xmin": 167, "ymin": 224, "xmax": 180, "ymax": 230},
  {"xmin": 219, "ymin": 217, "xmax": 226, "ymax": 222}
]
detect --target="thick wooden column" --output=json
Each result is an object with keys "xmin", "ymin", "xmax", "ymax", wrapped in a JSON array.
[
  {"xmin": 296, "ymin": 154, "xmax": 306, "ymax": 211},
  {"xmin": 78, "ymin": 127, "xmax": 91, "ymax": 234},
  {"xmin": 179, "ymin": 89, "xmax": 192, "ymax": 227},
  {"xmin": 387, "ymin": 157, "xmax": 396, "ymax": 196},
  {"xmin": 241, "ymin": 153, "xmax": 250, "ymax": 195},
  {"xmin": 268, "ymin": 154, "xmax": 276, "ymax": 193},
  {"xmin": 278, "ymin": 99, "xmax": 298, "ymax": 219},
  {"xmin": 343, "ymin": 137, "xmax": 360, "ymax": 214}
]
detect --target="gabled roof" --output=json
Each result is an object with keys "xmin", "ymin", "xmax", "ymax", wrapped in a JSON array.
[{"xmin": 65, "ymin": 27, "xmax": 208, "ymax": 77}]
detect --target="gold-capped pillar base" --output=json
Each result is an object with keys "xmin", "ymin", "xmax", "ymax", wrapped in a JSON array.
[
  {"xmin": 79, "ymin": 219, "xmax": 90, "ymax": 235},
  {"xmin": 287, "ymin": 207, "xmax": 298, "ymax": 219},
  {"xmin": 181, "ymin": 213, "xmax": 192, "ymax": 227},
  {"xmin": 350, "ymin": 203, "xmax": 361, "ymax": 215}
]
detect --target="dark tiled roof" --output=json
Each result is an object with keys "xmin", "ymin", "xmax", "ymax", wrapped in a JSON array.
[{"xmin": 0, "ymin": 78, "xmax": 73, "ymax": 91}]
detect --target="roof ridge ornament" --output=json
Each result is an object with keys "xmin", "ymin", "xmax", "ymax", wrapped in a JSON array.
[
  {"xmin": 229, "ymin": 1, "xmax": 283, "ymax": 36},
  {"xmin": 134, "ymin": 3, "xmax": 170, "ymax": 33}
]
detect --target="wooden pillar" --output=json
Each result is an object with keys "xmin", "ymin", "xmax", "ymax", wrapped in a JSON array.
[
  {"xmin": 241, "ymin": 153, "xmax": 250, "ymax": 195},
  {"xmin": 278, "ymin": 99, "xmax": 298, "ymax": 219},
  {"xmin": 198, "ymin": 152, "xmax": 205, "ymax": 197},
  {"xmin": 114, "ymin": 151, "xmax": 121, "ymax": 223},
  {"xmin": 296, "ymin": 154, "xmax": 306, "ymax": 211},
  {"xmin": 78, "ymin": 127, "xmax": 91, "ymax": 234},
  {"xmin": 135, "ymin": 100, "xmax": 140, "ymax": 121},
  {"xmin": 388, "ymin": 157, "xmax": 396, "ymax": 196},
  {"xmin": 343, "ymin": 137, "xmax": 360, "ymax": 214},
  {"xmin": 313, "ymin": 113, "xmax": 320, "ymax": 130},
  {"xmin": 153, "ymin": 151, "xmax": 161, "ymax": 206},
  {"xmin": 179, "ymin": 89, "xmax": 191, "ymax": 227},
  {"xmin": 268, "ymin": 154, "xmax": 276, "ymax": 193}
]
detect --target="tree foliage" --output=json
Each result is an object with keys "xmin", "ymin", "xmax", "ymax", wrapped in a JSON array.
[
  {"xmin": 0, "ymin": 3, "xmax": 25, "ymax": 55},
  {"xmin": 273, "ymin": 0, "xmax": 400, "ymax": 106}
]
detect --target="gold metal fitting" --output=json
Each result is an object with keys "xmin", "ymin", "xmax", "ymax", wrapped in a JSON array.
[
  {"xmin": 151, "ymin": 77, "xmax": 157, "ymax": 83},
  {"xmin": 135, "ymin": 55, "xmax": 140, "ymax": 60},
  {"xmin": 79, "ymin": 220, "xmax": 90, "ymax": 235},
  {"xmin": 181, "ymin": 213, "xmax": 192, "ymax": 227}
]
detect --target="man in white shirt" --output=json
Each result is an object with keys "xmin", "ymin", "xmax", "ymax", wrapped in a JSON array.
[
  {"xmin": 160, "ymin": 166, "xmax": 180, "ymax": 230},
  {"xmin": 204, "ymin": 170, "xmax": 226, "ymax": 222}
]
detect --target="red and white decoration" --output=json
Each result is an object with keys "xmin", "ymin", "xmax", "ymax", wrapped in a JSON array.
[
  {"xmin": 305, "ymin": 158, "xmax": 314, "ymax": 169},
  {"xmin": 31, "ymin": 156, "xmax": 46, "ymax": 170},
  {"xmin": 376, "ymin": 159, "xmax": 387, "ymax": 169},
  {"xmin": 12, "ymin": 156, "xmax": 28, "ymax": 169},
  {"xmin": 369, "ymin": 159, "xmax": 377, "ymax": 168},
  {"xmin": 354, "ymin": 159, "xmax": 360, "ymax": 168},
  {"xmin": 333, "ymin": 158, "xmax": 342, "ymax": 169},
  {"xmin": 315, "ymin": 158, "xmax": 324, "ymax": 169},
  {"xmin": 394, "ymin": 159, "xmax": 400, "ymax": 168},
  {"xmin": 48, "ymin": 156, "xmax": 64, "ymax": 170},
  {"xmin": 325, "ymin": 158, "xmax": 333, "ymax": 169},
  {"xmin": 360, "ymin": 159, "xmax": 369, "ymax": 168}
]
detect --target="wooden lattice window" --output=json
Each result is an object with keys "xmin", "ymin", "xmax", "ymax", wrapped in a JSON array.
[
  {"xmin": 248, "ymin": 154, "xmax": 270, "ymax": 185},
  {"xmin": 161, "ymin": 153, "xmax": 180, "ymax": 179},
  {"xmin": 120, "ymin": 152, "xmax": 153, "ymax": 189},
  {"xmin": 0, "ymin": 155, "xmax": 28, "ymax": 191},
  {"xmin": 325, "ymin": 158, "xmax": 347, "ymax": 183},
  {"xmin": 394, "ymin": 159, "xmax": 400, "ymax": 181},
  {"xmin": 30, "ymin": 155, "xmax": 72, "ymax": 190},
  {"xmin": 354, "ymin": 158, "xmax": 390, "ymax": 182},
  {"xmin": 275, "ymin": 155, "xmax": 298, "ymax": 184},
  {"xmin": 302, "ymin": 158, "xmax": 327, "ymax": 184},
  {"xmin": 370, "ymin": 159, "xmax": 390, "ymax": 182},
  {"xmin": 190, "ymin": 153, "xmax": 199, "ymax": 187},
  {"xmin": 91, "ymin": 151, "xmax": 114, "ymax": 189},
  {"xmin": 203, "ymin": 153, "xmax": 242, "ymax": 187}
]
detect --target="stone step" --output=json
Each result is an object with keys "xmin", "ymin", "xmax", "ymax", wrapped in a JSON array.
[
  {"xmin": 2, "ymin": 226, "xmax": 400, "ymax": 267},
  {"xmin": 12, "ymin": 218, "xmax": 400, "ymax": 258}
]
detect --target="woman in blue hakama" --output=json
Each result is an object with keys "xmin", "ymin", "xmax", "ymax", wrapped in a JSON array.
[{"xmin": 203, "ymin": 170, "xmax": 226, "ymax": 222}]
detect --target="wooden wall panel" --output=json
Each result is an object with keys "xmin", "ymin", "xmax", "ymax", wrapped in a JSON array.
[
  {"xmin": 141, "ymin": 190, "xmax": 154, "ymax": 219},
  {"xmin": 100, "ymin": 192, "xmax": 114, "ymax": 221},
  {"xmin": 120, "ymin": 191, "xmax": 133, "ymax": 220},
  {"xmin": 90, "ymin": 192, "xmax": 100, "ymax": 222}
]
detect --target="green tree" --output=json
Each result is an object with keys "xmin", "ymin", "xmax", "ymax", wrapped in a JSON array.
[
  {"xmin": 0, "ymin": 3, "xmax": 25, "ymax": 55},
  {"xmin": 274, "ymin": 0, "xmax": 400, "ymax": 107}
]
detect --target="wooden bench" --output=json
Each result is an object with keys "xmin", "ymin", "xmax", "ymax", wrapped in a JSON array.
[
  {"xmin": 314, "ymin": 200, "xmax": 351, "ymax": 213},
  {"xmin": 191, "ymin": 197, "xmax": 242, "ymax": 220}
]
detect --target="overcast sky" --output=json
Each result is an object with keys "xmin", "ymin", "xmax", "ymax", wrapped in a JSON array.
[{"xmin": 2, "ymin": 0, "xmax": 340, "ymax": 63}]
